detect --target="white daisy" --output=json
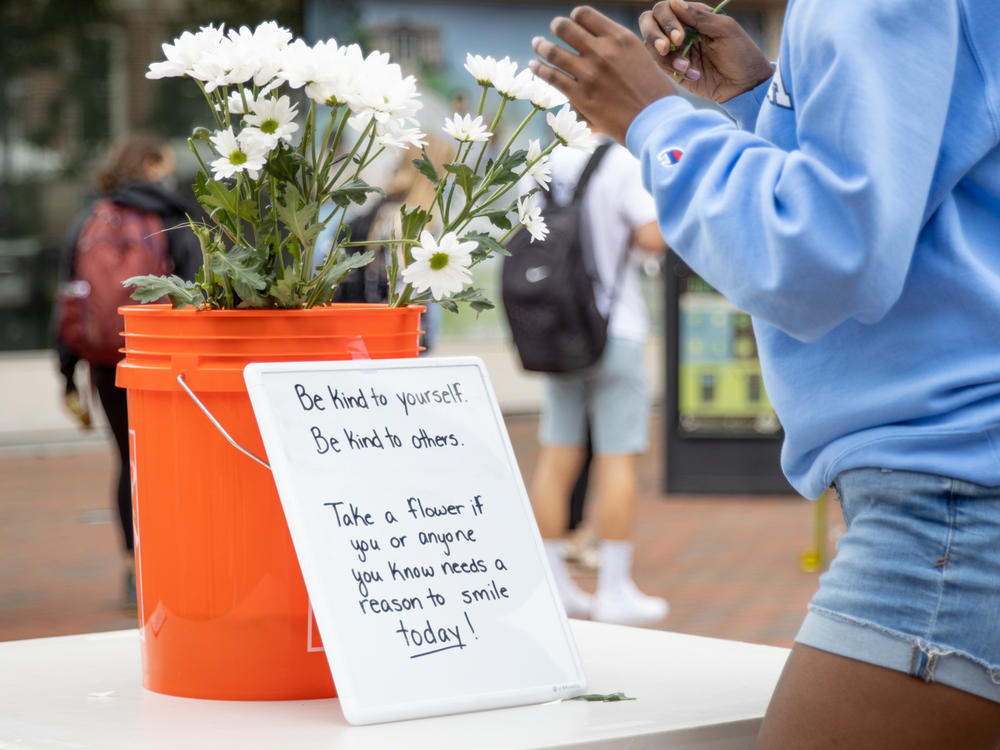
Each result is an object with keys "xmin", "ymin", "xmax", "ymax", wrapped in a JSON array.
[
  {"xmin": 517, "ymin": 194, "xmax": 548, "ymax": 242},
  {"xmin": 526, "ymin": 77, "xmax": 568, "ymax": 110},
  {"xmin": 226, "ymin": 21, "xmax": 292, "ymax": 87},
  {"xmin": 345, "ymin": 52, "xmax": 422, "ymax": 129},
  {"xmin": 442, "ymin": 113, "xmax": 492, "ymax": 143},
  {"xmin": 374, "ymin": 120, "xmax": 427, "ymax": 151},
  {"xmin": 146, "ymin": 24, "xmax": 225, "ymax": 80},
  {"xmin": 489, "ymin": 57, "xmax": 523, "ymax": 99},
  {"xmin": 226, "ymin": 89, "xmax": 256, "ymax": 115},
  {"xmin": 209, "ymin": 127, "xmax": 271, "ymax": 181},
  {"xmin": 526, "ymin": 139, "xmax": 551, "ymax": 190},
  {"xmin": 401, "ymin": 230, "xmax": 475, "ymax": 299},
  {"xmin": 245, "ymin": 95, "xmax": 299, "ymax": 145},
  {"xmin": 495, "ymin": 68, "xmax": 535, "ymax": 100},
  {"xmin": 546, "ymin": 105, "xmax": 595, "ymax": 152},
  {"xmin": 464, "ymin": 53, "xmax": 496, "ymax": 86}
]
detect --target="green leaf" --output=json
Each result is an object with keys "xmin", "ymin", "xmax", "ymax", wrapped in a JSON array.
[
  {"xmin": 123, "ymin": 274, "xmax": 203, "ymax": 308},
  {"xmin": 194, "ymin": 173, "xmax": 260, "ymax": 226},
  {"xmin": 443, "ymin": 162, "xmax": 481, "ymax": 198},
  {"xmin": 264, "ymin": 141, "xmax": 309, "ymax": 185},
  {"xmin": 328, "ymin": 178, "xmax": 385, "ymax": 208},
  {"xmin": 491, "ymin": 148, "xmax": 528, "ymax": 185},
  {"xmin": 275, "ymin": 185, "xmax": 323, "ymax": 252},
  {"xmin": 461, "ymin": 232, "xmax": 509, "ymax": 262},
  {"xmin": 436, "ymin": 285, "xmax": 494, "ymax": 314},
  {"xmin": 481, "ymin": 209, "xmax": 512, "ymax": 231},
  {"xmin": 413, "ymin": 148, "xmax": 440, "ymax": 184},
  {"xmin": 307, "ymin": 247, "xmax": 376, "ymax": 306},
  {"xmin": 268, "ymin": 274, "xmax": 300, "ymax": 308},
  {"xmin": 206, "ymin": 245, "xmax": 268, "ymax": 301},
  {"xmin": 400, "ymin": 205, "xmax": 430, "ymax": 242},
  {"xmin": 567, "ymin": 692, "xmax": 637, "ymax": 702}
]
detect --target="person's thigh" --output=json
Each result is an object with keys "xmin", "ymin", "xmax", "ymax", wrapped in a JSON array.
[
  {"xmin": 538, "ymin": 371, "xmax": 589, "ymax": 447},
  {"xmin": 756, "ymin": 644, "xmax": 1000, "ymax": 750},
  {"xmin": 589, "ymin": 338, "xmax": 648, "ymax": 455}
]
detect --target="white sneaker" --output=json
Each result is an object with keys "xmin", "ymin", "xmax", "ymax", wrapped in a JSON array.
[
  {"xmin": 592, "ymin": 582, "xmax": 668, "ymax": 626},
  {"xmin": 557, "ymin": 584, "xmax": 594, "ymax": 619}
]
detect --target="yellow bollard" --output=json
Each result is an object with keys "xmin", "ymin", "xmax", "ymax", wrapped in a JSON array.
[{"xmin": 799, "ymin": 489, "xmax": 828, "ymax": 573}]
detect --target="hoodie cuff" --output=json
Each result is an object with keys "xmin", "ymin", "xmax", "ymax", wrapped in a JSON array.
[
  {"xmin": 625, "ymin": 95, "xmax": 694, "ymax": 159},
  {"xmin": 720, "ymin": 75, "xmax": 773, "ymax": 131}
]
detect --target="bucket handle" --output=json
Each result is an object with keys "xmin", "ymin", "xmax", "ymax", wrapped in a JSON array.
[{"xmin": 176, "ymin": 374, "xmax": 271, "ymax": 470}]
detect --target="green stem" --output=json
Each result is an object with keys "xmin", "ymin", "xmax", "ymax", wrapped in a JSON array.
[
  {"xmin": 329, "ymin": 119, "xmax": 376, "ymax": 187},
  {"xmin": 195, "ymin": 80, "xmax": 226, "ymax": 129},
  {"xmin": 679, "ymin": 0, "xmax": 733, "ymax": 58}
]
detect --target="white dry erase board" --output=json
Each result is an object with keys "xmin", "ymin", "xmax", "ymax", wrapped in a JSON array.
[{"xmin": 243, "ymin": 357, "xmax": 586, "ymax": 725}]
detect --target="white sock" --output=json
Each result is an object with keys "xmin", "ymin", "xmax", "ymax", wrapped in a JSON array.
[
  {"xmin": 544, "ymin": 540, "xmax": 592, "ymax": 617},
  {"xmin": 596, "ymin": 539, "xmax": 634, "ymax": 595},
  {"xmin": 593, "ymin": 540, "xmax": 668, "ymax": 626}
]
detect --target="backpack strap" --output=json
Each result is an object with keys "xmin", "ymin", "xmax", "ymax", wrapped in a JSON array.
[
  {"xmin": 570, "ymin": 140, "xmax": 614, "ymax": 205},
  {"xmin": 569, "ymin": 140, "xmax": 631, "ymax": 320}
]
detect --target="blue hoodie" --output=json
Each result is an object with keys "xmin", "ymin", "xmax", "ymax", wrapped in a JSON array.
[{"xmin": 626, "ymin": 0, "xmax": 1000, "ymax": 498}]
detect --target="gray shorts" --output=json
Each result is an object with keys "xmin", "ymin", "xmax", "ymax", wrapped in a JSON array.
[{"xmin": 538, "ymin": 337, "xmax": 649, "ymax": 455}]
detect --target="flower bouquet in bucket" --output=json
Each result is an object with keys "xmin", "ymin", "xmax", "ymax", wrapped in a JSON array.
[
  {"xmin": 131, "ymin": 21, "xmax": 598, "ymax": 311},
  {"xmin": 120, "ymin": 20, "xmax": 599, "ymax": 702}
]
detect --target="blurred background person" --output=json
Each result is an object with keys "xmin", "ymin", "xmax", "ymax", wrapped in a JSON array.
[
  {"xmin": 525, "ymin": 130, "xmax": 668, "ymax": 625},
  {"xmin": 54, "ymin": 133, "xmax": 199, "ymax": 612}
]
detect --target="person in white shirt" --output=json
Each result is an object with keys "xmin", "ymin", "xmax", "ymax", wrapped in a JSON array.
[{"xmin": 527, "ymin": 135, "xmax": 668, "ymax": 625}]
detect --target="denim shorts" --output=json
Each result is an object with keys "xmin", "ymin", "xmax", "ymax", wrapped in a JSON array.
[
  {"xmin": 797, "ymin": 468, "xmax": 1000, "ymax": 703},
  {"xmin": 538, "ymin": 337, "xmax": 649, "ymax": 455}
]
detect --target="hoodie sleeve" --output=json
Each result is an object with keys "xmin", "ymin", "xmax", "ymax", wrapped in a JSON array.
[{"xmin": 626, "ymin": 1, "xmax": 960, "ymax": 341}]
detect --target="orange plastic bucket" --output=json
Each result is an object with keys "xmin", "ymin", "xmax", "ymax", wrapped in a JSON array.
[{"xmin": 116, "ymin": 304, "xmax": 423, "ymax": 700}]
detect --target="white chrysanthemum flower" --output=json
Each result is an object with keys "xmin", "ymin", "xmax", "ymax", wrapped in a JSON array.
[
  {"xmin": 463, "ymin": 215, "xmax": 509, "ymax": 243},
  {"xmin": 345, "ymin": 52, "xmax": 422, "ymax": 129},
  {"xmin": 190, "ymin": 32, "xmax": 260, "ymax": 92},
  {"xmin": 146, "ymin": 24, "xmax": 225, "ymax": 80},
  {"xmin": 374, "ymin": 120, "xmax": 427, "ymax": 151},
  {"xmin": 517, "ymin": 194, "xmax": 549, "ymax": 242},
  {"xmin": 489, "ymin": 57, "xmax": 522, "ymax": 99},
  {"xmin": 464, "ymin": 53, "xmax": 496, "ymax": 86},
  {"xmin": 283, "ymin": 40, "xmax": 365, "ymax": 106},
  {"xmin": 226, "ymin": 89, "xmax": 256, "ymax": 115},
  {"xmin": 279, "ymin": 38, "xmax": 326, "ymax": 89},
  {"xmin": 546, "ymin": 105, "xmax": 596, "ymax": 152},
  {"xmin": 442, "ymin": 113, "xmax": 492, "ymax": 143},
  {"xmin": 245, "ymin": 95, "xmax": 299, "ymax": 145},
  {"xmin": 527, "ymin": 77, "xmax": 568, "ymax": 110},
  {"xmin": 209, "ymin": 127, "xmax": 271, "ymax": 181},
  {"xmin": 495, "ymin": 68, "xmax": 535, "ymax": 100},
  {"xmin": 226, "ymin": 21, "xmax": 292, "ymax": 87},
  {"xmin": 401, "ymin": 230, "xmax": 475, "ymax": 299},
  {"xmin": 526, "ymin": 139, "xmax": 552, "ymax": 190}
]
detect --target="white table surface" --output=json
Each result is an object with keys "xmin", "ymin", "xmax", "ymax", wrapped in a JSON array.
[{"xmin": 0, "ymin": 620, "xmax": 788, "ymax": 750}]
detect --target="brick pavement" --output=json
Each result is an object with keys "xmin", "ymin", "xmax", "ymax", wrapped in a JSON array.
[{"xmin": 0, "ymin": 409, "xmax": 843, "ymax": 647}]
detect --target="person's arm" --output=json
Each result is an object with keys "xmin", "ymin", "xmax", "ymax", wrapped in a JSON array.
[
  {"xmin": 633, "ymin": 221, "xmax": 666, "ymax": 256},
  {"xmin": 533, "ymin": 2, "xmax": 961, "ymax": 342}
]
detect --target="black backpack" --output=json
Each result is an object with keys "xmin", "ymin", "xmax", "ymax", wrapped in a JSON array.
[{"xmin": 502, "ymin": 142, "xmax": 621, "ymax": 373}]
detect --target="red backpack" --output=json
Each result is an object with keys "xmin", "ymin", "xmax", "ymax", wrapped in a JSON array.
[{"xmin": 57, "ymin": 199, "xmax": 171, "ymax": 366}]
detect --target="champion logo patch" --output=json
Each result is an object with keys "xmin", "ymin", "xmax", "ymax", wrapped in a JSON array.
[{"xmin": 657, "ymin": 147, "xmax": 684, "ymax": 167}]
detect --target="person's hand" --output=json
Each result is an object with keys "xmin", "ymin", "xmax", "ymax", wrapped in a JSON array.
[
  {"xmin": 639, "ymin": 0, "xmax": 773, "ymax": 103},
  {"xmin": 529, "ymin": 6, "xmax": 678, "ymax": 145}
]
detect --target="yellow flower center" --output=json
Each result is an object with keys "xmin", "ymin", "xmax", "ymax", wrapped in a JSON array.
[
  {"xmin": 429, "ymin": 252, "xmax": 449, "ymax": 271},
  {"xmin": 229, "ymin": 150, "xmax": 247, "ymax": 166}
]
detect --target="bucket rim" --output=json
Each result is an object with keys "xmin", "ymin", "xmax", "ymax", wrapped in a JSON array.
[{"xmin": 119, "ymin": 303, "xmax": 426, "ymax": 317}]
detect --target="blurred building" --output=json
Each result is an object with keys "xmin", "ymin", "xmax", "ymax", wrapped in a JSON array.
[{"xmin": 0, "ymin": 0, "xmax": 784, "ymax": 352}]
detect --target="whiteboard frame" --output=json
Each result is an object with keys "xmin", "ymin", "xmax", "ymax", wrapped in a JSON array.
[{"xmin": 244, "ymin": 356, "xmax": 586, "ymax": 724}]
